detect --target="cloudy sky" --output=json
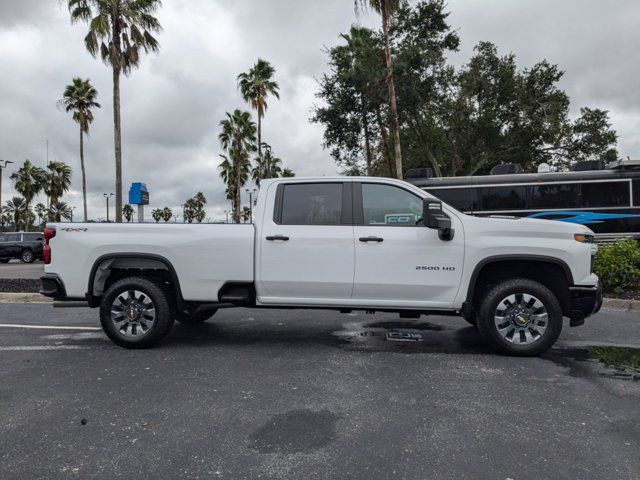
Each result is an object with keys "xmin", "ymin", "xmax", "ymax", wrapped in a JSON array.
[{"xmin": 1, "ymin": 0, "xmax": 639, "ymax": 221}]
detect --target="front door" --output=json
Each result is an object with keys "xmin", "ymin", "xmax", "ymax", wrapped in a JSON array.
[
  {"xmin": 352, "ymin": 183, "xmax": 465, "ymax": 309},
  {"xmin": 258, "ymin": 182, "xmax": 354, "ymax": 305}
]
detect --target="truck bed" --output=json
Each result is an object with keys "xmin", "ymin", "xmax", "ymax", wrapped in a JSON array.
[{"xmin": 46, "ymin": 223, "xmax": 255, "ymax": 301}]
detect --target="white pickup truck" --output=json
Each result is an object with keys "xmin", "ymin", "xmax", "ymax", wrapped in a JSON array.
[{"xmin": 40, "ymin": 177, "xmax": 602, "ymax": 355}]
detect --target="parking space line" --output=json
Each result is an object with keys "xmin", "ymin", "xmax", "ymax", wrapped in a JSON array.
[
  {"xmin": 0, "ymin": 345, "xmax": 91, "ymax": 351},
  {"xmin": 0, "ymin": 324, "xmax": 101, "ymax": 331}
]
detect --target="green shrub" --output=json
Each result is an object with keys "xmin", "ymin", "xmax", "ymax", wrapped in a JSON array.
[{"xmin": 593, "ymin": 239, "xmax": 640, "ymax": 294}]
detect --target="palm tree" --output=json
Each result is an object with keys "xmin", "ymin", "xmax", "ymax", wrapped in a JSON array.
[
  {"xmin": 237, "ymin": 59, "xmax": 280, "ymax": 181},
  {"xmin": 356, "ymin": 0, "xmax": 403, "ymax": 179},
  {"xmin": 251, "ymin": 149, "xmax": 283, "ymax": 187},
  {"xmin": 241, "ymin": 206, "xmax": 251, "ymax": 224},
  {"xmin": 161, "ymin": 206, "xmax": 172, "ymax": 222},
  {"xmin": 35, "ymin": 203, "xmax": 48, "ymax": 225},
  {"xmin": 122, "ymin": 204, "xmax": 134, "ymax": 222},
  {"xmin": 44, "ymin": 161, "xmax": 73, "ymax": 207},
  {"xmin": 218, "ymin": 110, "xmax": 257, "ymax": 223},
  {"xmin": 10, "ymin": 160, "xmax": 46, "ymax": 211},
  {"xmin": 58, "ymin": 77, "xmax": 100, "ymax": 222},
  {"xmin": 151, "ymin": 208, "xmax": 162, "ymax": 223},
  {"xmin": 281, "ymin": 168, "xmax": 295, "ymax": 177},
  {"xmin": 3, "ymin": 197, "xmax": 29, "ymax": 231},
  {"xmin": 49, "ymin": 201, "xmax": 74, "ymax": 222},
  {"xmin": 67, "ymin": 0, "xmax": 162, "ymax": 223}
]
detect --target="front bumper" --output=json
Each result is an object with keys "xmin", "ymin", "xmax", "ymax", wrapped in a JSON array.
[
  {"xmin": 40, "ymin": 274, "xmax": 67, "ymax": 300},
  {"xmin": 567, "ymin": 283, "xmax": 603, "ymax": 326}
]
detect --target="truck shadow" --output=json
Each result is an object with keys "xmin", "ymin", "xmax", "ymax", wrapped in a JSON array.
[{"xmin": 168, "ymin": 316, "xmax": 491, "ymax": 355}]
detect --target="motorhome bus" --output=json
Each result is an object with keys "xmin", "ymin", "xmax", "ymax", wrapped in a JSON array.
[{"xmin": 405, "ymin": 160, "xmax": 640, "ymax": 242}]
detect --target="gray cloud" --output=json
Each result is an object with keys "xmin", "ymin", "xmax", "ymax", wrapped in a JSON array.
[{"xmin": 1, "ymin": 0, "xmax": 638, "ymax": 222}]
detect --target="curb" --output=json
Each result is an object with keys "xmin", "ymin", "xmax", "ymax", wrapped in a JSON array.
[
  {"xmin": 0, "ymin": 293, "xmax": 52, "ymax": 304},
  {"xmin": 602, "ymin": 297, "xmax": 640, "ymax": 311}
]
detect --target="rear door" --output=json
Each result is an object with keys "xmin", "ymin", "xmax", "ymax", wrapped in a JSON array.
[
  {"xmin": 352, "ymin": 182, "xmax": 465, "ymax": 308},
  {"xmin": 258, "ymin": 182, "xmax": 355, "ymax": 304},
  {"xmin": 0, "ymin": 234, "xmax": 9, "ymax": 259},
  {"xmin": 3, "ymin": 233, "xmax": 21, "ymax": 259}
]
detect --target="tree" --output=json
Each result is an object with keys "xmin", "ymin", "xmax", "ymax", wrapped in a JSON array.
[
  {"xmin": 281, "ymin": 168, "xmax": 295, "ymax": 177},
  {"xmin": 183, "ymin": 193, "xmax": 207, "ymax": 223},
  {"xmin": 252, "ymin": 148, "xmax": 283, "ymax": 185},
  {"xmin": 10, "ymin": 160, "xmax": 46, "ymax": 211},
  {"xmin": 238, "ymin": 59, "xmax": 280, "ymax": 181},
  {"xmin": 161, "ymin": 206, "xmax": 172, "ymax": 222},
  {"xmin": 241, "ymin": 206, "xmax": 251, "ymax": 223},
  {"xmin": 44, "ymin": 161, "xmax": 73, "ymax": 207},
  {"xmin": 58, "ymin": 77, "xmax": 100, "ymax": 222},
  {"xmin": 356, "ymin": 0, "xmax": 403, "ymax": 178},
  {"xmin": 67, "ymin": 0, "xmax": 162, "ymax": 223},
  {"xmin": 218, "ymin": 110, "xmax": 256, "ymax": 223},
  {"xmin": 3, "ymin": 197, "xmax": 30, "ymax": 231},
  {"xmin": 122, "ymin": 204, "xmax": 134, "ymax": 222},
  {"xmin": 48, "ymin": 201, "xmax": 74, "ymax": 222},
  {"xmin": 35, "ymin": 203, "xmax": 48, "ymax": 225},
  {"xmin": 151, "ymin": 208, "xmax": 162, "ymax": 223}
]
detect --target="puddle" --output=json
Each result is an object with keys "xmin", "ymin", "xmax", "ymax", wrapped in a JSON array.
[
  {"xmin": 549, "ymin": 345, "xmax": 640, "ymax": 381},
  {"xmin": 248, "ymin": 409, "xmax": 339, "ymax": 454}
]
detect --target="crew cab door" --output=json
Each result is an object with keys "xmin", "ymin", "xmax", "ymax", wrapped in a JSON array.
[
  {"xmin": 352, "ymin": 182, "xmax": 464, "ymax": 308},
  {"xmin": 257, "ymin": 182, "xmax": 354, "ymax": 304}
]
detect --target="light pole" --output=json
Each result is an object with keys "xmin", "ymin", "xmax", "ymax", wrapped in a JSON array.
[
  {"xmin": 245, "ymin": 188, "xmax": 257, "ymax": 223},
  {"xmin": 180, "ymin": 204, "xmax": 185, "ymax": 223},
  {"xmin": 224, "ymin": 210, "xmax": 229, "ymax": 224},
  {"xmin": 103, "ymin": 193, "xmax": 114, "ymax": 222},
  {"xmin": 0, "ymin": 159, "xmax": 14, "ymax": 222},
  {"xmin": 70, "ymin": 206, "xmax": 76, "ymax": 223}
]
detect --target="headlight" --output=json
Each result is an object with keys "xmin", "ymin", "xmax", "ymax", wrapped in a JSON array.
[{"xmin": 574, "ymin": 233, "xmax": 595, "ymax": 243}]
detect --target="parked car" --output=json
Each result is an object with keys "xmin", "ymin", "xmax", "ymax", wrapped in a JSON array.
[
  {"xmin": 41, "ymin": 177, "xmax": 602, "ymax": 355},
  {"xmin": 0, "ymin": 232, "xmax": 44, "ymax": 263}
]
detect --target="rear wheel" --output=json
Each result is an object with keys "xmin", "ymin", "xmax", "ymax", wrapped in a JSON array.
[
  {"xmin": 100, "ymin": 277, "xmax": 175, "ymax": 348},
  {"xmin": 476, "ymin": 278, "xmax": 562, "ymax": 356},
  {"xmin": 176, "ymin": 304, "xmax": 218, "ymax": 324},
  {"xmin": 20, "ymin": 249, "xmax": 35, "ymax": 263}
]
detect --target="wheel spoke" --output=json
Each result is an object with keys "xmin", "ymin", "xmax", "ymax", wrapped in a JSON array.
[
  {"xmin": 494, "ymin": 292, "xmax": 549, "ymax": 346},
  {"xmin": 111, "ymin": 289, "xmax": 155, "ymax": 338}
]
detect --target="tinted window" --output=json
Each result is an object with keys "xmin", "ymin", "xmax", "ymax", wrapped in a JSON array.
[
  {"xmin": 362, "ymin": 184, "xmax": 423, "ymax": 226},
  {"xmin": 480, "ymin": 186, "xmax": 527, "ymax": 210},
  {"xmin": 0, "ymin": 234, "xmax": 7, "ymax": 242},
  {"xmin": 531, "ymin": 184, "xmax": 580, "ymax": 209},
  {"xmin": 428, "ymin": 188, "xmax": 479, "ymax": 211},
  {"xmin": 5, "ymin": 233, "xmax": 20, "ymax": 242},
  {"xmin": 24, "ymin": 233, "xmax": 43, "ymax": 242},
  {"xmin": 634, "ymin": 180, "xmax": 640, "ymax": 206},
  {"xmin": 581, "ymin": 182, "xmax": 630, "ymax": 207},
  {"xmin": 280, "ymin": 183, "xmax": 343, "ymax": 225}
]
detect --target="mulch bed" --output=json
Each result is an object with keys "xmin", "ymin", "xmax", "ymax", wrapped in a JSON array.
[{"xmin": 0, "ymin": 279, "xmax": 41, "ymax": 293}]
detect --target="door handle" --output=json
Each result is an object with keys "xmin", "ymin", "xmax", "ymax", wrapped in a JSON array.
[
  {"xmin": 266, "ymin": 235, "xmax": 290, "ymax": 241},
  {"xmin": 359, "ymin": 236, "xmax": 383, "ymax": 243}
]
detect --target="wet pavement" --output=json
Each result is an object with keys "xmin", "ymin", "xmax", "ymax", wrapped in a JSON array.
[{"xmin": 0, "ymin": 304, "xmax": 639, "ymax": 479}]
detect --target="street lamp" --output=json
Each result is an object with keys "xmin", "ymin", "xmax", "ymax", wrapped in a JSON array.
[
  {"xmin": 0, "ymin": 159, "xmax": 14, "ymax": 221},
  {"xmin": 103, "ymin": 193, "xmax": 114, "ymax": 222},
  {"xmin": 70, "ymin": 206, "xmax": 76, "ymax": 223},
  {"xmin": 245, "ymin": 188, "xmax": 257, "ymax": 223}
]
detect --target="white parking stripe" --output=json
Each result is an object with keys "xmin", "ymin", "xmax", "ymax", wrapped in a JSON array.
[
  {"xmin": 0, "ymin": 345, "xmax": 91, "ymax": 351},
  {"xmin": 0, "ymin": 324, "xmax": 101, "ymax": 331}
]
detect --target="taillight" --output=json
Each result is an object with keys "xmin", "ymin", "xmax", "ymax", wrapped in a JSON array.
[{"xmin": 43, "ymin": 227, "xmax": 56, "ymax": 265}]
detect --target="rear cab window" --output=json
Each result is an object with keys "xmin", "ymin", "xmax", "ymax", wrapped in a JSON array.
[{"xmin": 276, "ymin": 183, "xmax": 345, "ymax": 225}]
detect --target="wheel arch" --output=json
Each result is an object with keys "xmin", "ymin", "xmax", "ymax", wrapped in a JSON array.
[
  {"xmin": 86, "ymin": 253, "xmax": 184, "ymax": 308},
  {"xmin": 465, "ymin": 255, "xmax": 574, "ymax": 317}
]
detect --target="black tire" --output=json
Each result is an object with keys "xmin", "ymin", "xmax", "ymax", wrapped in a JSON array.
[
  {"xmin": 476, "ymin": 278, "xmax": 562, "ymax": 356},
  {"xmin": 0, "ymin": 259, "xmax": 9, "ymax": 264},
  {"xmin": 176, "ymin": 304, "xmax": 218, "ymax": 324},
  {"xmin": 462, "ymin": 312, "xmax": 477, "ymax": 327},
  {"xmin": 100, "ymin": 276, "xmax": 175, "ymax": 349},
  {"xmin": 20, "ymin": 249, "xmax": 35, "ymax": 263}
]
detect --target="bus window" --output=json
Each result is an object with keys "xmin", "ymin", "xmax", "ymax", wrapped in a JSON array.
[
  {"xmin": 581, "ymin": 182, "xmax": 630, "ymax": 207},
  {"xmin": 480, "ymin": 186, "xmax": 527, "ymax": 210},
  {"xmin": 634, "ymin": 180, "xmax": 640, "ymax": 206},
  {"xmin": 428, "ymin": 188, "xmax": 479, "ymax": 211},
  {"xmin": 531, "ymin": 184, "xmax": 580, "ymax": 209}
]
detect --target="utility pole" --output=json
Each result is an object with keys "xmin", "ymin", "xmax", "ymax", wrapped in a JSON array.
[
  {"xmin": 103, "ymin": 193, "xmax": 114, "ymax": 222},
  {"xmin": 224, "ymin": 210, "xmax": 229, "ymax": 224},
  {"xmin": 0, "ymin": 159, "xmax": 14, "ymax": 225},
  {"xmin": 245, "ymin": 188, "xmax": 257, "ymax": 223},
  {"xmin": 70, "ymin": 206, "xmax": 76, "ymax": 223}
]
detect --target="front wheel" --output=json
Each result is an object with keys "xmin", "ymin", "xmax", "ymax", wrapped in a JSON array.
[
  {"xmin": 100, "ymin": 277, "xmax": 175, "ymax": 349},
  {"xmin": 476, "ymin": 278, "xmax": 562, "ymax": 356}
]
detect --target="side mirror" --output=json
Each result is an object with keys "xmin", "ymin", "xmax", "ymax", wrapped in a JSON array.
[{"xmin": 422, "ymin": 199, "xmax": 454, "ymax": 241}]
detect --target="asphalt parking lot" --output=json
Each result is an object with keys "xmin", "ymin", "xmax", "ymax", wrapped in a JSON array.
[
  {"xmin": 0, "ymin": 305, "xmax": 638, "ymax": 479},
  {"xmin": 0, "ymin": 260, "xmax": 44, "ymax": 279}
]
